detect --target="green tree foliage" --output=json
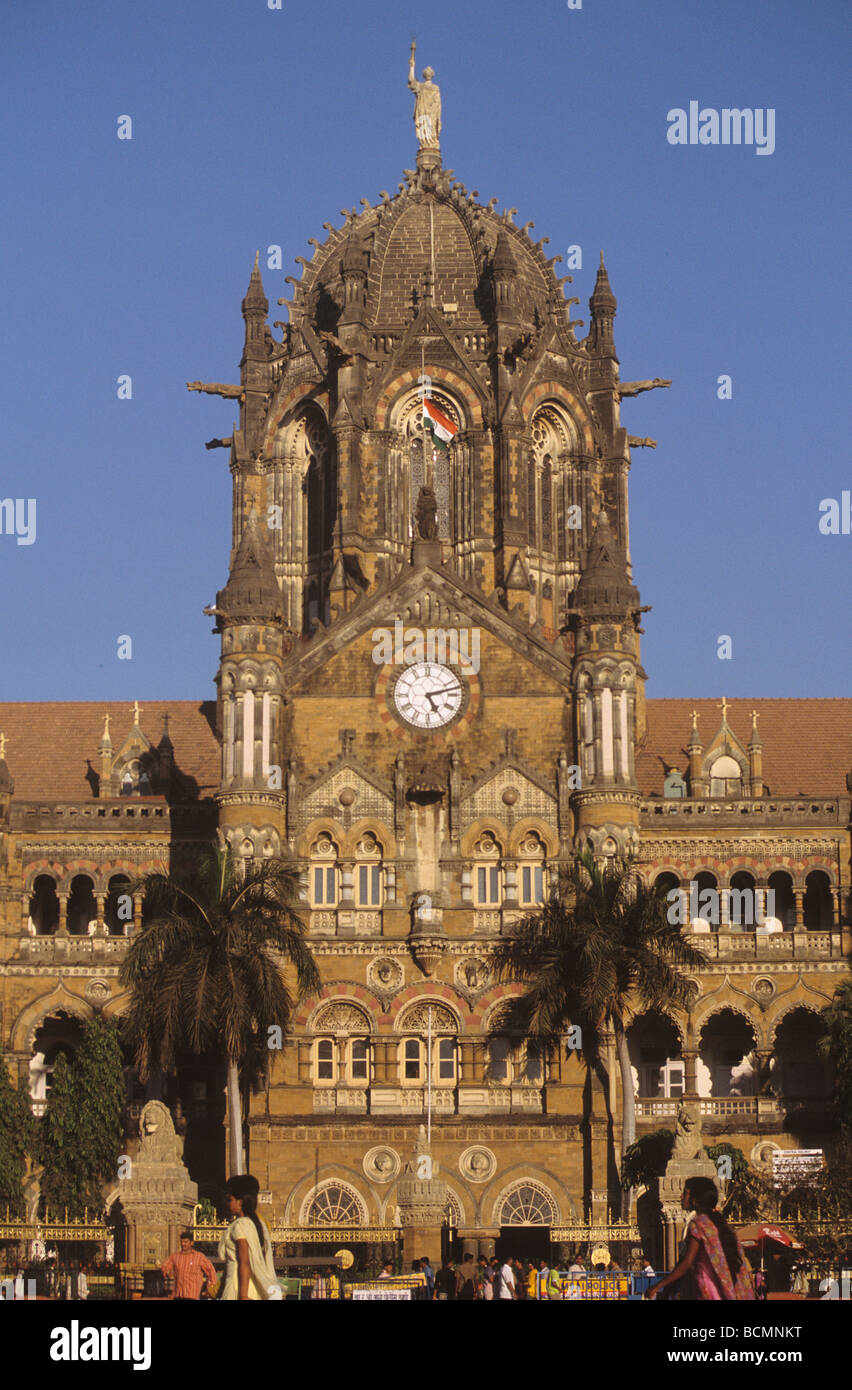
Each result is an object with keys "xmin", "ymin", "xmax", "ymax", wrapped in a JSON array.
[
  {"xmin": 39, "ymin": 1018, "xmax": 126, "ymax": 1219},
  {"xmin": 39, "ymin": 1051, "xmax": 89, "ymax": 1216},
  {"xmin": 819, "ymin": 978, "xmax": 852, "ymax": 1131},
  {"xmin": 0, "ymin": 1050, "xmax": 36, "ymax": 1215},
  {"xmin": 620, "ymin": 1129, "xmax": 674, "ymax": 1190}
]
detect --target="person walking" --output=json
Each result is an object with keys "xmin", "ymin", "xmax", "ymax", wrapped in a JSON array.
[
  {"xmin": 434, "ymin": 1258, "xmax": 456, "ymax": 1301},
  {"xmin": 498, "ymin": 1255, "xmax": 516, "ymax": 1300},
  {"xmin": 218, "ymin": 1174, "xmax": 279, "ymax": 1300},
  {"xmin": 546, "ymin": 1261, "xmax": 563, "ymax": 1300},
  {"xmin": 420, "ymin": 1255, "xmax": 435, "ymax": 1300},
  {"xmin": 456, "ymin": 1253, "xmax": 478, "ymax": 1301},
  {"xmin": 161, "ymin": 1231, "xmax": 218, "ymax": 1301},
  {"xmin": 535, "ymin": 1257, "xmax": 550, "ymax": 1300},
  {"xmin": 647, "ymin": 1177, "xmax": 755, "ymax": 1301}
]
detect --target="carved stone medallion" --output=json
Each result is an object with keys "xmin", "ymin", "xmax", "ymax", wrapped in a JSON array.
[
  {"xmin": 368, "ymin": 957, "xmax": 404, "ymax": 992},
  {"xmin": 363, "ymin": 1146, "xmax": 401, "ymax": 1183},
  {"xmin": 85, "ymin": 978, "xmax": 111, "ymax": 1006},
  {"xmin": 454, "ymin": 958, "xmax": 489, "ymax": 992},
  {"xmin": 459, "ymin": 1145, "xmax": 497, "ymax": 1183}
]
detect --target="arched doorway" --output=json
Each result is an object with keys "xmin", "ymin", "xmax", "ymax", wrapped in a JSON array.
[{"xmin": 495, "ymin": 1181, "xmax": 558, "ymax": 1263}]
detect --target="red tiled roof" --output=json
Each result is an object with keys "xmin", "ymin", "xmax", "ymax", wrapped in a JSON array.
[
  {"xmin": 0, "ymin": 702, "xmax": 219, "ymax": 801},
  {"xmin": 0, "ymin": 697, "xmax": 849, "ymax": 804},
  {"xmin": 639, "ymin": 699, "xmax": 852, "ymax": 799}
]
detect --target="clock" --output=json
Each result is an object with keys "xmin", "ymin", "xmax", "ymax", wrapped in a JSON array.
[{"xmin": 391, "ymin": 662, "xmax": 465, "ymax": 730}]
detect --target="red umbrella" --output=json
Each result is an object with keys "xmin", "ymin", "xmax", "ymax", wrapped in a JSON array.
[{"xmin": 737, "ymin": 1224, "xmax": 803, "ymax": 1250}]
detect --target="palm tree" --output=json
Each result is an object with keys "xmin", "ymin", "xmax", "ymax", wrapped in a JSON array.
[
  {"xmin": 119, "ymin": 847, "xmax": 320, "ymax": 1176},
  {"xmin": 487, "ymin": 849, "xmax": 707, "ymax": 1212}
]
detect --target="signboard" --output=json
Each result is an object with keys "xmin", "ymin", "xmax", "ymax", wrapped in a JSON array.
[
  {"xmin": 772, "ymin": 1149, "xmax": 823, "ymax": 1183},
  {"xmin": 350, "ymin": 1274, "xmax": 426, "ymax": 1301},
  {"xmin": 352, "ymin": 1287, "xmax": 412, "ymax": 1300},
  {"xmin": 557, "ymin": 1274, "xmax": 631, "ymax": 1301}
]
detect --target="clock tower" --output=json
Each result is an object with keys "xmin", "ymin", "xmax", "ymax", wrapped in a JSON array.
[{"xmin": 194, "ymin": 58, "xmax": 666, "ymax": 1256}]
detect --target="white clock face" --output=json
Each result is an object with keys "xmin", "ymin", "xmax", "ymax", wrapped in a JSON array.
[{"xmin": 392, "ymin": 662, "xmax": 464, "ymax": 729}]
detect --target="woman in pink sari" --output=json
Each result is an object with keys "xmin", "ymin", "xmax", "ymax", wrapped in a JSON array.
[{"xmin": 648, "ymin": 1176, "xmax": 755, "ymax": 1301}]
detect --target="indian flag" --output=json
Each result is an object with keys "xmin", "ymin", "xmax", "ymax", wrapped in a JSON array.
[{"xmin": 422, "ymin": 397, "xmax": 458, "ymax": 448}]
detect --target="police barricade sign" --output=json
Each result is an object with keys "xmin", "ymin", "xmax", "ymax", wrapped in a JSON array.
[
  {"xmin": 558, "ymin": 1273, "xmax": 632, "ymax": 1301},
  {"xmin": 350, "ymin": 1274, "xmax": 427, "ymax": 1301}
]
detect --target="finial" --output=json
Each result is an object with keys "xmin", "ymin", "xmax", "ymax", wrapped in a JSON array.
[
  {"xmin": 102, "ymin": 713, "xmax": 111, "ymax": 741},
  {"xmin": 600, "ymin": 249, "xmax": 605, "ymax": 267},
  {"xmin": 253, "ymin": 249, "xmax": 260, "ymax": 271},
  {"xmin": 132, "ymin": 700, "xmax": 143, "ymax": 725},
  {"xmin": 0, "ymin": 732, "xmax": 6, "ymax": 759},
  {"xmin": 718, "ymin": 696, "xmax": 730, "ymax": 723}
]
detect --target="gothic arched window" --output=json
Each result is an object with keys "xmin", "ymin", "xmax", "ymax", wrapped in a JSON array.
[
  {"xmin": 397, "ymin": 389, "xmax": 459, "ymax": 541},
  {"xmin": 498, "ymin": 1182, "xmax": 557, "ymax": 1227},
  {"xmin": 709, "ymin": 755, "xmax": 742, "ymax": 798},
  {"xmin": 302, "ymin": 1181, "xmax": 366, "ymax": 1227}
]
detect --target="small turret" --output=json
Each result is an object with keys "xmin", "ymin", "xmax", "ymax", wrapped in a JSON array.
[
  {"xmin": 747, "ymin": 708, "xmax": 764, "ymax": 797},
  {"xmin": 588, "ymin": 250, "xmax": 616, "ymax": 354},
  {"xmin": 492, "ymin": 228, "xmax": 519, "ymax": 322},
  {"xmin": 213, "ymin": 511, "xmax": 283, "ymax": 629},
  {"xmin": 687, "ymin": 708, "xmax": 707, "ymax": 797}
]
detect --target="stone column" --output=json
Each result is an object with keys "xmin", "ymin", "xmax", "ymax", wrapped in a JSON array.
[
  {"xmin": 682, "ymin": 1049, "xmax": 699, "ymax": 1098},
  {"xmin": 793, "ymin": 889, "xmax": 805, "ymax": 929},
  {"xmin": 57, "ymin": 894, "xmax": 68, "ymax": 935},
  {"xmin": 396, "ymin": 1126, "xmax": 448, "ymax": 1267}
]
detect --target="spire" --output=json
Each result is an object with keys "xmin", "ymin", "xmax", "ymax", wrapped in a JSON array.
[
  {"xmin": 214, "ymin": 511, "xmax": 283, "ymax": 625},
  {"xmin": 748, "ymin": 707, "xmax": 762, "ymax": 750},
  {"xmin": 242, "ymin": 253, "xmax": 268, "ymax": 317},
  {"xmin": 591, "ymin": 250, "xmax": 616, "ymax": 312},
  {"xmin": 492, "ymin": 228, "xmax": 519, "ymax": 322},
  {"xmin": 573, "ymin": 508, "xmax": 639, "ymax": 615},
  {"xmin": 588, "ymin": 251, "xmax": 616, "ymax": 354}
]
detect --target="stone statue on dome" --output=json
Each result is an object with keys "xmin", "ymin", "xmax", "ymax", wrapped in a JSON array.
[{"xmin": 408, "ymin": 41, "xmax": 441, "ymax": 151}]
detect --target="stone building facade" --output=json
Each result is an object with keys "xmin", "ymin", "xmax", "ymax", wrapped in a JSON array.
[{"xmin": 1, "ymin": 102, "xmax": 850, "ymax": 1260}]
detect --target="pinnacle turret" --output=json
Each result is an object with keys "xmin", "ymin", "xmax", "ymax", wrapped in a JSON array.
[
  {"xmin": 573, "ymin": 509, "xmax": 639, "ymax": 615},
  {"xmin": 214, "ymin": 511, "xmax": 283, "ymax": 626}
]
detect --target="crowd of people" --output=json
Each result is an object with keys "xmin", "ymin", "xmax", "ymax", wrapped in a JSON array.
[{"xmin": 395, "ymin": 1252, "xmax": 646, "ymax": 1300}]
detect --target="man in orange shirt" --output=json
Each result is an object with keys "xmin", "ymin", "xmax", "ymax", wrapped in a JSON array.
[{"xmin": 161, "ymin": 1232, "xmax": 218, "ymax": 1301}]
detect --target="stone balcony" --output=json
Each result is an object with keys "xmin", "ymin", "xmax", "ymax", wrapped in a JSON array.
[
  {"xmin": 636, "ymin": 1095, "xmax": 830, "ymax": 1123},
  {"xmin": 639, "ymin": 794, "xmax": 847, "ymax": 828},
  {"xmin": 691, "ymin": 930, "xmax": 841, "ymax": 960},
  {"xmin": 15, "ymin": 934, "xmax": 130, "ymax": 962},
  {"xmin": 11, "ymin": 799, "xmax": 216, "ymax": 832},
  {"xmin": 312, "ymin": 1084, "xmax": 543, "ymax": 1115}
]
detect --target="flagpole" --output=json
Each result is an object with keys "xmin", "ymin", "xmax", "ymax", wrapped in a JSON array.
[
  {"xmin": 427, "ymin": 1005, "xmax": 433, "ymax": 1150},
  {"xmin": 421, "ymin": 342, "xmax": 431, "ymax": 488}
]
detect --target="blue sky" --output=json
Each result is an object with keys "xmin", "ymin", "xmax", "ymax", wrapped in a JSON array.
[{"xmin": 1, "ymin": 0, "xmax": 849, "ymax": 700}]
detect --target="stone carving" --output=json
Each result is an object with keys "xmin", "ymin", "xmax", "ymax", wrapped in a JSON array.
[
  {"xmin": 408, "ymin": 43, "xmax": 441, "ymax": 151},
  {"xmin": 138, "ymin": 1101, "xmax": 184, "ymax": 1164},
  {"xmin": 415, "ymin": 485, "xmax": 439, "ymax": 540},
  {"xmin": 364, "ymin": 1146, "xmax": 401, "ymax": 1183},
  {"xmin": 118, "ymin": 1101, "xmax": 198, "ymax": 1266},
  {"xmin": 399, "ymin": 1001, "xmax": 456, "ymax": 1032},
  {"xmin": 455, "ymin": 958, "xmax": 489, "ymax": 991},
  {"xmin": 368, "ymin": 957, "xmax": 404, "ymax": 991},
  {"xmin": 314, "ymin": 1002, "xmax": 371, "ymax": 1033},
  {"xmin": 85, "ymin": 978, "xmax": 111, "ymax": 1006},
  {"xmin": 670, "ymin": 1101, "xmax": 704, "ymax": 1162},
  {"xmin": 752, "ymin": 977, "xmax": 775, "ymax": 1005},
  {"xmin": 459, "ymin": 1145, "xmax": 496, "ymax": 1183}
]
